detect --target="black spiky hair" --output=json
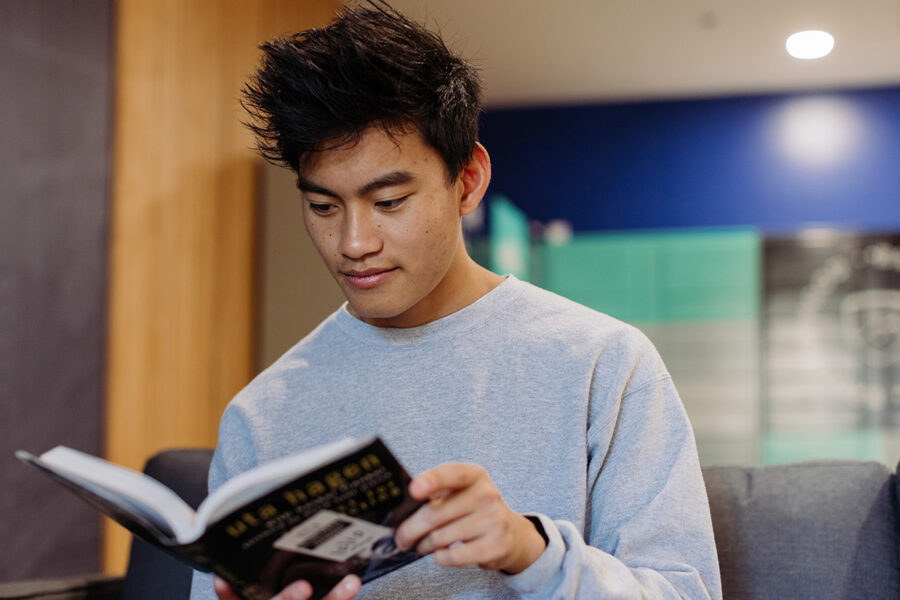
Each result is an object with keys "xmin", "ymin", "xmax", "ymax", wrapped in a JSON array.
[{"xmin": 242, "ymin": 1, "xmax": 482, "ymax": 183}]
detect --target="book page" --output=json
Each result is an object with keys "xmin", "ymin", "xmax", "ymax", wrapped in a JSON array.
[
  {"xmin": 195, "ymin": 436, "xmax": 373, "ymax": 529},
  {"xmin": 31, "ymin": 447, "xmax": 198, "ymax": 541}
]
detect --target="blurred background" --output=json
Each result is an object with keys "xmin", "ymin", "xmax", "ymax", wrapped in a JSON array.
[{"xmin": 3, "ymin": 0, "xmax": 900, "ymax": 583}]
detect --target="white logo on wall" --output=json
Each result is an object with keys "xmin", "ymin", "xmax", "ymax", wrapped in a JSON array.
[
  {"xmin": 796, "ymin": 241, "xmax": 900, "ymax": 421},
  {"xmin": 840, "ymin": 289, "xmax": 900, "ymax": 368}
]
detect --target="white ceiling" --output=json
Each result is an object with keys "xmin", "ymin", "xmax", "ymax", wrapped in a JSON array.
[{"xmin": 386, "ymin": 0, "xmax": 900, "ymax": 107}]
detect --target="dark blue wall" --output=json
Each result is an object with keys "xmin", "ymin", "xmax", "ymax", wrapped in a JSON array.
[{"xmin": 480, "ymin": 87, "xmax": 900, "ymax": 233}]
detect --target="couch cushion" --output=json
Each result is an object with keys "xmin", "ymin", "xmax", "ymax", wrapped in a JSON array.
[
  {"xmin": 703, "ymin": 460, "xmax": 899, "ymax": 600},
  {"xmin": 895, "ymin": 460, "xmax": 900, "ymax": 585}
]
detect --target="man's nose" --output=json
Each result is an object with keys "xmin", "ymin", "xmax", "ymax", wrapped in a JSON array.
[{"xmin": 339, "ymin": 207, "xmax": 382, "ymax": 259}]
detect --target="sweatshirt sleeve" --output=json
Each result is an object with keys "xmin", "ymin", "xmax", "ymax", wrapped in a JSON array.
[{"xmin": 504, "ymin": 364, "xmax": 722, "ymax": 599}]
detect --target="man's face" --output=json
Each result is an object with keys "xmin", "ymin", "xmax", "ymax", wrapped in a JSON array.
[{"xmin": 298, "ymin": 127, "xmax": 474, "ymax": 328}]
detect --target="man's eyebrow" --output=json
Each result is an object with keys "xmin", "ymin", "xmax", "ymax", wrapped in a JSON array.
[
  {"xmin": 357, "ymin": 171, "xmax": 415, "ymax": 196},
  {"xmin": 296, "ymin": 177, "xmax": 338, "ymax": 198}
]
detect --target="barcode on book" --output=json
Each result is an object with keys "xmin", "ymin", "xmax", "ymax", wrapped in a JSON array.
[
  {"xmin": 273, "ymin": 509, "xmax": 394, "ymax": 562},
  {"xmin": 301, "ymin": 519, "xmax": 352, "ymax": 549}
]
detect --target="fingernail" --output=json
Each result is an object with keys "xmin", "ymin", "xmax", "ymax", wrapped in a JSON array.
[
  {"xmin": 394, "ymin": 535, "xmax": 408, "ymax": 551},
  {"xmin": 415, "ymin": 475, "xmax": 431, "ymax": 493},
  {"xmin": 287, "ymin": 581, "xmax": 312, "ymax": 600}
]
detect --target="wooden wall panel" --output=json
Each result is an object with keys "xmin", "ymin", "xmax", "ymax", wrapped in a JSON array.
[{"xmin": 107, "ymin": 0, "xmax": 340, "ymax": 574}]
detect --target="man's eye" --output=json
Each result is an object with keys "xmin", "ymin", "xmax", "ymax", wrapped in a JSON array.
[
  {"xmin": 375, "ymin": 196, "xmax": 408, "ymax": 210},
  {"xmin": 309, "ymin": 203, "xmax": 335, "ymax": 214}
]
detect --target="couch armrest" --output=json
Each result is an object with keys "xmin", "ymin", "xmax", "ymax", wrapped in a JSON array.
[
  {"xmin": 703, "ymin": 460, "xmax": 899, "ymax": 599},
  {"xmin": 0, "ymin": 574, "xmax": 122, "ymax": 600}
]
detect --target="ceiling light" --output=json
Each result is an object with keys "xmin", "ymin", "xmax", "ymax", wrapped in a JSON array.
[{"xmin": 786, "ymin": 30, "xmax": 834, "ymax": 59}]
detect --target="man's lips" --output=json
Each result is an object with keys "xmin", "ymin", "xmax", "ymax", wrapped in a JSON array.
[{"xmin": 341, "ymin": 267, "xmax": 397, "ymax": 289}]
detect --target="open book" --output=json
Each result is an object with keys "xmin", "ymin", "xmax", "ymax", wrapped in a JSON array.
[{"xmin": 17, "ymin": 436, "xmax": 424, "ymax": 600}]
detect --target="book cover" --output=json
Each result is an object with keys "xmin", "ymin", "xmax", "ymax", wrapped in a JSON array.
[{"xmin": 18, "ymin": 437, "xmax": 424, "ymax": 600}]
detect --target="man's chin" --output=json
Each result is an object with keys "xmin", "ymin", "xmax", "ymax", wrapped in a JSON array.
[
  {"xmin": 346, "ymin": 302, "xmax": 401, "ymax": 322},
  {"xmin": 346, "ymin": 301, "xmax": 428, "ymax": 328}
]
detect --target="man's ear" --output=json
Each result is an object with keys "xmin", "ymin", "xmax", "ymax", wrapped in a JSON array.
[{"xmin": 458, "ymin": 142, "xmax": 491, "ymax": 217}]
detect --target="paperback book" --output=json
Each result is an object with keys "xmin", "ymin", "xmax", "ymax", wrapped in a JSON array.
[{"xmin": 17, "ymin": 435, "xmax": 423, "ymax": 600}]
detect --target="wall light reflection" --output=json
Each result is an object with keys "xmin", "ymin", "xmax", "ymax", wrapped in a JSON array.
[{"xmin": 770, "ymin": 97, "xmax": 865, "ymax": 169}]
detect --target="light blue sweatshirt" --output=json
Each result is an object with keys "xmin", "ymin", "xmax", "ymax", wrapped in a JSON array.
[{"xmin": 190, "ymin": 276, "xmax": 722, "ymax": 599}]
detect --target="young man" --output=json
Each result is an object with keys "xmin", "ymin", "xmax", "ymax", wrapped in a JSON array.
[{"xmin": 191, "ymin": 3, "xmax": 721, "ymax": 599}]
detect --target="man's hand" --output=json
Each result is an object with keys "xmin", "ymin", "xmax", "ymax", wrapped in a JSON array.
[
  {"xmin": 212, "ymin": 574, "xmax": 360, "ymax": 600},
  {"xmin": 394, "ymin": 463, "xmax": 547, "ymax": 574}
]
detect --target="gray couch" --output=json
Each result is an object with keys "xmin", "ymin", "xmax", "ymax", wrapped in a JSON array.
[{"xmin": 2, "ymin": 450, "xmax": 898, "ymax": 599}]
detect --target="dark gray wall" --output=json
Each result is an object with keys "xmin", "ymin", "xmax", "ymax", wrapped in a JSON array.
[
  {"xmin": 257, "ymin": 163, "xmax": 345, "ymax": 371},
  {"xmin": 0, "ymin": 0, "xmax": 113, "ymax": 580}
]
